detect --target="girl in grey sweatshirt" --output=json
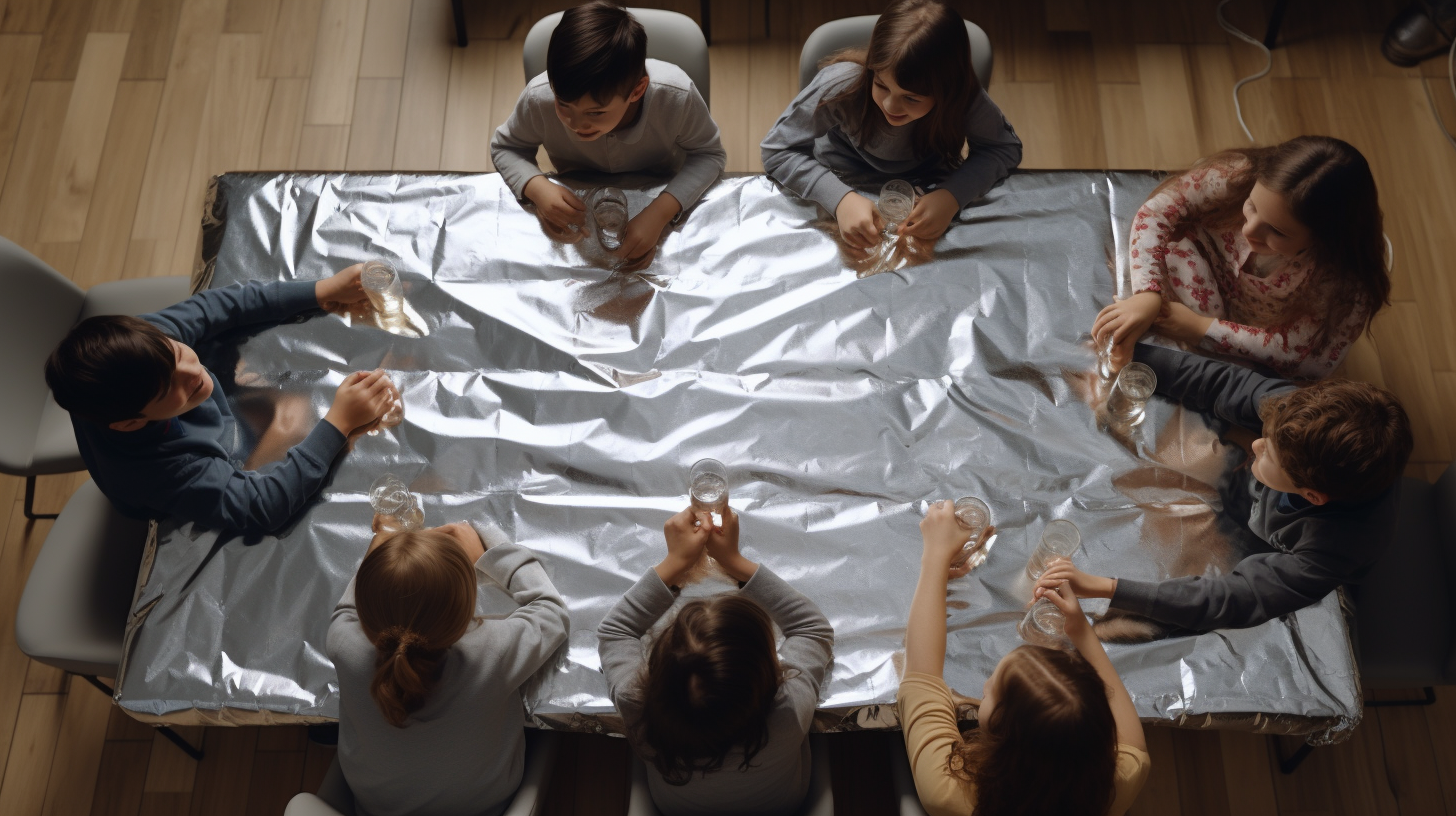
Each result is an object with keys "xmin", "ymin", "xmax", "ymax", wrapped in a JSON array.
[{"xmin": 328, "ymin": 520, "xmax": 569, "ymax": 816}]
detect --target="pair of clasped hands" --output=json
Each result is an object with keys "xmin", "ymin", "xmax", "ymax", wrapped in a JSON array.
[
  {"xmin": 526, "ymin": 175, "xmax": 678, "ymax": 272},
  {"xmin": 919, "ymin": 500, "xmax": 1097, "ymax": 641},
  {"xmin": 653, "ymin": 506, "xmax": 760, "ymax": 587}
]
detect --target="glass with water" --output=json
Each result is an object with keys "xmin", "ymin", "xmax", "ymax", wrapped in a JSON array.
[
  {"xmin": 950, "ymin": 496, "xmax": 993, "ymax": 570},
  {"xmin": 1106, "ymin": 362, "xmax": 1156, "ymax": 426},
  {"xmin": 361, "ymin": 261, "xmax": 404, "ymax": 319},
  {"xmin": 874, "ymin": 180, "xmax": 915, "ymax": 268},
  {"xmin": 1096, "ymin": 334, "xmax": 1115, "ymax": 379},
  {"xmin": 370, "ymin": 473, "xmax": 423, "ymax": 533},
  {"xmin": 590, "ymin": 187, "xmax": 629, "ymax": 252},
  {"xmin": 1017, "ymin": 597, "xmax": 1073, "ymax": 650},
  {"xmin": 1025, "ymin": 519, "xmax": 1081, "ymax": 581},
  {"xmin": 689, "ymin": 458, "xmax": 729, "ymax": 516}
]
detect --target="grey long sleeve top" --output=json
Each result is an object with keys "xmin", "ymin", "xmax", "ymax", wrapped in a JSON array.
[
  {"xmin": 490, "ymin": 59, "xmax": 727, "ymax": 211},
  {"xmin": 329, "ymin": 527, "xmax": 570, "ymax": 816},
  {"xmin": 598, "ymin": 566, "xmax": 835, "ymax": 816},
  {"xmin": 1110, "ymin": 345, "xmax": 1402, "ymax": 631},
  {"xmin": 70, "ymin": 281, "xmax": 346, "ymax": 536},
  {"xmin": 759, "ymin": 61, "xmax": 1022, "ymax": 213}
]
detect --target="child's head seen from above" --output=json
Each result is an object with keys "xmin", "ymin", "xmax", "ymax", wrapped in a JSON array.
[
  {"xmin": 957, "ymin": 645, "xmax": 1118, "ymax": 816},
  {"xmin": 357, "ymin": 526, "xmax": 479, "ymax": 727},
  {"xmin": 546, "ymin": 2, "xmax": 649, "ymax": 141},
  {"xmin": 1254, "ymin": 380, "xmax": 1412, "ymax": 505},
  {"xmin": 46, "ymin": 315, "xmax": 214, "ymax": 431},
  {"xmin": 635, "ymin": 594, "xmax": 781, "ymax": 784}
]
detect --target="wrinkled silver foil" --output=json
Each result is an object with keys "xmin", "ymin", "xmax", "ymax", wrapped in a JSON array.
[{"xmin": 116, "ymin": 171, "xmax": 1360, "ymax": 743}]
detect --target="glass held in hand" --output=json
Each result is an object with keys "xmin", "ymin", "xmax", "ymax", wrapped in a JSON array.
[
  {"xmin": 370, "ymin": 473, "xmax": 423, "ymax": 533},
  {"xmin": 877, "ymin": 180, "xmax": 915, "ymax": 233},
  {"xmin": 1026, "ymin": 519, "xmax": 1081, "ymax": 581},
  {"xmin": 689, "ymin": 458, "xmax": 729, "ymax": 517},
  {"xmin": 379, "ymin": 378, "xmax": 404, "ymax": 429},
  {"xmin": 950, "ymin": 496, "xmax": 993, "ymax": 570},
  {"xmin": 1096, "ymin": 333, "xmax": 1116, "ymax": 379},
  {"xmin": 590, "ymin": 187, "xmax": 629, "ymax": 252},
  {"xmin": 1017, "ymin": 597, "xmax": 1074, "ymax": 650},
  {"xmin": 1106, "ymin": 362, "xmax": 1156, "ymax": 426},
  {"xmin": 361, "ymin": 260, "xmax": 404, "ymax": 318}
]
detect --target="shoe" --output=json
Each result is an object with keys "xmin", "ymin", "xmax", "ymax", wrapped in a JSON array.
[{"xmin": 1382, "ymin": 0, "xmax": 1456, "ymax": 67}]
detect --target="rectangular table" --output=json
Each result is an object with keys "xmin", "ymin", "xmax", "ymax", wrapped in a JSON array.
[{"xmin": 116, "ymin": 170, "xmax": 1362, "ymax": 743}]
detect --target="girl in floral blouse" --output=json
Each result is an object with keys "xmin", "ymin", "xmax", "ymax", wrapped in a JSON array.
[{"xmin": 1093, "ymin": 136, "xmax": 1389, "ymax": 379}]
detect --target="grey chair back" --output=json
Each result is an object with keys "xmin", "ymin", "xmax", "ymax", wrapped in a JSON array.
[
  {"xmin": 797, "ymin": 15, "xmax": 993, "ymax": 91},
  {"xmin": 523, "ymin": 8, "xmax": 711, "ymax": 106},
  {"xmin": 0, "ymin": 237, "xmax": 85, "ymax": 474}
]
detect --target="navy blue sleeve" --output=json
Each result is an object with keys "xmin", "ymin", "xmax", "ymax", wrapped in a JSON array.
[
  {"xmin": 143, "ymin": 281, "xmax": 320, "ymax": 347},
  {"xmin": 1133, "ymin": 345, "xmax": 1295, "ymax": 432}
]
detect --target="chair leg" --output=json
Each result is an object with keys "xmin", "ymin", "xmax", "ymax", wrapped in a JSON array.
[
  {"xmin": 1263, "ymin": 0, "xmax": 1290, "ymax": 49},
  {"xmin": 1273, "ymin": 737, "xmax": 1314, "ymax": 774},
  {"xmin": 451, "ymin": 0, "xmax": 467, "ymax": 47},
  {"xmin": 23, "ymin": 475, "xmax": 58, "ymax": 520},
  {"xmin": 82, "ymin": 675, "xmax": 205, "ymax": 761},
  {"xmin": 1366, "ymin": 687, "xmax": 1437, "ymax": 707}
]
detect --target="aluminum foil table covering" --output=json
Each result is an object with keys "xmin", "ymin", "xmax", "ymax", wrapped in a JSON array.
[{"xmin": 115, "ymin": 170, "xmax": 1361, "ymax": 742}]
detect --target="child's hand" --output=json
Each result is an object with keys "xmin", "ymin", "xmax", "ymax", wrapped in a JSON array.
[
  {"xmin": 1036, "ymin": 580, "xmax": 1092, "ymax": 641},
  {"xmin": 324, "ymin": 369, "xmax": 395, "ymax": 435},
  {"xmin": 706, "ymin": 507, "xmax": 758, "ymax": 583},
  {"xmin": 836, "ymin": 192, "xmax": 884, "ymax": 249},
  {"xmin": 948, "ymin": 525, "xmax": 995, "ymax": 580},
  {"xmin": 437, "ymin": 522, "xmax": 487, "ymax": 561},
  {"xmin": 615, "ymin": 194, "xmax": 680, "ymax": 270},
  {"xmin": 898, "ymin": 189, "xmax": 958, "ymax": 240},
  {"xmin": 1034, "ymin": 558, "xmax": 1117, "ymax": 600},
  {"xmin": 1154, "ymin": 301, "xmax": 1216, "ymax": 346},
  {"xmin": 523, "ymin": 176, "xmax": 586, "ymax": 231},
  {"xmin": 315, "ymin": 263, "xmax": 367, "ymax": 306},
  {"xmin": 657, "ymin": 507, "xmax": 711, "ymax": 585},
  {"xmin": 919, "ymin": 500, "xmax": 972, "ymax": 569},
  {"xmin": 1092, "ymin": 291, "xmax": 1161, "ymax": 372}
]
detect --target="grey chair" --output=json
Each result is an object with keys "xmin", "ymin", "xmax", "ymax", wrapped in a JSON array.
[
  {"xmin": 0, "ymin": 236, "xmax": 189, "ymax": 518},
  {"xmin": 14, "ymin": 478, "xmax": 203, "ymax": 759},
  {"xmin": 522, "ymin": 8, "xmax": 711, "ymax": 106},
  {"xmin": 797, "ymin": 15, "xmax": 993, "ymax": 92},
  {"xmin": 625, "ymin": 733, "xmax": 834, "ymax": 816},
  {"xmin": 284, "ymin": 730, "xmax": 562, "ymax": 816}
]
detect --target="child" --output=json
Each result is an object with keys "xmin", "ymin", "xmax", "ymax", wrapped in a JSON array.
[
  {"xmin": 44, "ymin": 268, "xmax": 393, "ymax": 536},
  {"xmin": 490, "ymin": 2, "xmax": 727, "ymax": 268},
  {"xmin": 1035, "ymin": 345, "xmax": 1412, "ymax": 632},
  {"xmin": 329, "ymin": 519, "xmax": 569, "ymax": 816},
  {"xmin": 901, "ymin": 501, "xmax": 1148, "ymax": 816},
  {"xmin": 598, "ymin": 506, "xmax": 834, "ymax": 816},
  {"xmin": 760, "ymin": 0, "xmax": 1021, "ymax": 249},
  {"xmin": 1094, "ymin": 135, "xmax": 1389, "ymax": 379}
]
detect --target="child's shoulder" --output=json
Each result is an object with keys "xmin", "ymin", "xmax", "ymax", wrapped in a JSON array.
[
  {"xmin": 644, "ymin": 58, "xmax": 695, "ymax": 94},
  {"xmin": 808, "ymin": 60, "xmax": 864, "ymax": 95}
]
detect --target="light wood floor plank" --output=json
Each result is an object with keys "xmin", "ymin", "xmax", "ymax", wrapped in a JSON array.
[
  {"xmin": 0, "ymin": 79, "xmax": 71, "ymax": 248},
  {"xmin": 261, "ymin": 0, "xmax": 322, "ymax": 78},
  {"xmin": 358, "ymin": 0, "xmax": 410, "ymax": 79},
  {"xmin": 259, "ymin": 76, "xmax": 308, "ymax": 170},
  {"xmin": 0, "ymin": 693, "xmax": 66, "ymax": 816},
  {"xmin": 345, "ymin": 77, "xmax": 400, "ymax": 170},
  {"xmin": 441, "ymin": 39, "xmax": 496, "ymax": 171},
  {"xmin": 120, "ymin": 0, "xmax": 184, "ymax": 81},
  {"xmin": 88, "ymin": 739, "xmax": 149, "ymax": 816},
  {"xmin": 74, "ymin": 79, "xmax": 164, "ymax": 288},
  {"xmin": 304, "ymin": 0, "xmax": 367, "ymax": 125},
  {"xmin": 0, "ymin": 34, "xmax": 42, "ymax": 194},
  {"xmin": 1219, "ymin": 731, "xmax": 1279, "ymax": 816},
  {"xmin": 1136, "ymin": 44, "xmax": 1201, "ymax": 169},
  {"xmin": 31, "ymin": 0, "xmax": 97, "ymax": 81},
  {"xmin": 0, "ymin": 0, "xmax": 53, "ymax": 35},
  {"xmin": 38, "ymin": 681, "xmax": 113, "ymax": 816},
  {"xmin": 391, "ymin": 0, "xmax": 450, "ymax": 170}
]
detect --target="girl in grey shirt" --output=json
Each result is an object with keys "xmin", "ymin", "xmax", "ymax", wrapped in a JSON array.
[
  {"xmin": 599, "ymin": 507, "xmax": 835, "ymax": 816},
  {"xmin": 328, "ymin": 520, "xmax": 569, "ymax": 816}
]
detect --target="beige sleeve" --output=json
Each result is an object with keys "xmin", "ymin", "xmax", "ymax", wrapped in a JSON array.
[
  {"xmin": 897, "ymin": 673, "xmax": 975, "ymax": 816},
  {"xmin": 1107, "ymin": 743, "xmax": 1153, "ymax": 815}
]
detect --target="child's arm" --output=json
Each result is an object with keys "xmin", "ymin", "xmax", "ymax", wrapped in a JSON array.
[
  {"xmin": 1200, "ymin": 300, "xmax": 1368, "ymax": 380},
  {"xmin": 905, "ymin": 501, "xmax": 977, "ymax": 676},
  {"xmin": 468, "ymin": 525, "xmax": 571, "ymax": 688},
  {"xmin": 663, "ymin": 84, "xmax": 727, "ymax": 217},
  {"xmin": 145, "ymin": 277, "xmax": 335, "ymax": 348},
  {"xmin": 1133, "ymin": 344, "xmax": 1295, "ymax": 431},
  {"xmin": 489, "ymin": 88, "xmax": 551, "ymax": 200},
  {"xmin": 923, "ymin": 91, "xmax": 1023, "ymax": 209},
  {"xmin": 1036, "ymin": 581, "xmax": 1146, "ymax": 752},
  {"xmin": 759, "ymin": 68, "xmax": 858, "ymax": 216}
]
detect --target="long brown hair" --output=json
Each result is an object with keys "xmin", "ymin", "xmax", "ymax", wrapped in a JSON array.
[
  {"xmin": 632, "ymin": 595, "xmax": 783, "ymax": 784},
  {"xmin": 1153, "ymin": 135, "xmax": 1389, "ymax": 340},
  {"xmin": 822, "ymin": 0, "xmax": 981, "ymax": 169},
  {"xmin": 951, "ymin": 646, "xmax": 1118, "ymax": 816},
  {"xmin": 355, "ymin": 530, "xmax": 477, "ymax": 728}
]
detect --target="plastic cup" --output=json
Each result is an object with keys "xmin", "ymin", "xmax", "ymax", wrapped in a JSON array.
[{"xmin": 1026, "ymin": 519, "xmax": 1081, "ymax": 581}]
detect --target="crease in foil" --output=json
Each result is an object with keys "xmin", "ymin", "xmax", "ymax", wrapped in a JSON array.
[{"xmin": 117, "ymin": 171, "xmax": 1359, "ymax": 742}]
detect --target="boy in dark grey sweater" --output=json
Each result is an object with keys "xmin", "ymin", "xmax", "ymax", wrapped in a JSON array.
[
  {"xmin": 1036, "ymin": 345, "xmax": 1412, "ymax": 631},
  {"xmin": 44, "ymin": 267, "xmax": 394, "ymax": 536}
]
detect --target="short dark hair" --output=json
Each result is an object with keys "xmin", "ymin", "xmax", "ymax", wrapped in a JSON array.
[
  {"xmin": 1257, "ymin": 380, "xmax": 1413, "ymax": 502},
  {"xmin": 45, "ymin": 315, "xmax": 176, "ymax": 425},
  {"xmin": 547, "ymin": 2, "xmax": 647, "ymax": 105}
]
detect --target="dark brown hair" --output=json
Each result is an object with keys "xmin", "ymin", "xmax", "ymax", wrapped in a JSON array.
[
  {"xmin": 1258, "ymin": 379, "xmax": 1412, "ymax": 502},
  {"xmin": 632, "ymin": 595, "xmax": 782, "ymax": 784},
  {"xmin": 547, "ymin": 2, "xmax": 647, "ymax": 105},
  {"xmin": 822, "ymin": 0, "xmax": 981, "ymax": 169},
  {"xmin": 950, "ymin": 646, "xmax": 1118, "ymax": 816},
  {"xmin": 1153, "ymin": 136, "xmax": 1389, "ymax": 343},
  {"xmin": 356, "ymin": 529, "xmax": 477, "ymax": 728},
  {"xmin": 45, "ymin": 315, "xmax": 177, "ymax": 425}
]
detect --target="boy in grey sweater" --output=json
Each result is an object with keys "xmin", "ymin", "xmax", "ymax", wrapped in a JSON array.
[
  {"xmin": 490, "ymin": 3, "xmax": 726, "ymax": 269},
  {"xmin": 1036, "ymin": 345, "xmax": 1413, "ymax": 632},
  {"xmin": 599, "ymin": 507, "xmax": 835, "ymax": 816},
  {"xmin": 329, "ymin": 520, "xmax": 569, "ymax": 816}
]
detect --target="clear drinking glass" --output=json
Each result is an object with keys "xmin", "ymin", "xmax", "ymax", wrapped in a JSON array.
[
  {"xmin": 951, "ymin": 496, "xmax": 992, "ymax": 570},
  {"xmin": 1025, "ymin": 519, "xmax": 1081, "ymax": 581},
  {"xmin": 689, "ymin": 458, "xmax": 729, "ymax": 515},
  {"xmin": 370, "ymin": 473, "xmax": 423, "ymax": 532},
  {"xmin": 590, "ymin": 187, "xmax": 629, "ymax": 252},
  {"xmin": 877, "ymin": 180, "xmax": 915, "ymax": 233},
  {"xmin": 1017, "ymin": 597, "xmax": 1073, "ymax": 650},
  {"xmin": 1106, "ymin": 362, "xmax": 1157, "ymax": 426},
  {"xmin": 1096, "ymin": 334, "xmax": 1115, "ymax": 379},
  {"xmin": 361, "ymin": 260, "xmax": 404, "ymax": 318}
]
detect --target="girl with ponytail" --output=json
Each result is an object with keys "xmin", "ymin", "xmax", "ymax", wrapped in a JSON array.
[
  {"xmin": 598, "ymin": 506, "xmax": 835, "ymax": 816},
  {"xmin": 327, "ymin": 520, "xmax": 569, "ymax": 816}
]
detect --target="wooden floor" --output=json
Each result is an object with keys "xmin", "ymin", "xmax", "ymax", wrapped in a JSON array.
[{"xmin": 0, "ymin": 0, "xmax": 1453, "ymax": 814}]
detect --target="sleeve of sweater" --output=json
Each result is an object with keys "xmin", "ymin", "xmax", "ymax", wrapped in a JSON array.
[
  {"xmin": 490, "ymin": 85, "xmax": 550, "ymax": 199},
  {"xmin": 468, "ymin": 533, "xmax": 571, "ymax": 688},
  {"xmin": 934, "ymin": 90, "xmax": 1023, "ymax": 207},
  {"xmin": 1202, "ymin": 291, "xmax": 1369, "ymax": 380},
  {"xmin": 739, "ymin": 566, "xmax": 835, "ymax": 731},
  {"xmin": 663, "ymin": 83, "xmax": 727, "ymax": 211},
  {"xmin": 1127, "ymin": 158, "xmax": 1247, "ymax": 295},
  {"xmin": 597, "ymin": 569, "xmax": 680, "ymax": 704},
  {"xmin": 896, "ymin": 673, "xmax": 973, "ymax": 816},
  {"xmin": 143, "ymin": 280, "xmax": 319, "ymax": 346},
  {"xmin": 1133, "ymin": 344, "xmax": 1296, "ymax": 432},
  {"xmin": 759, "ymin": 66, "xmax": 859, "ymax": 213}
]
